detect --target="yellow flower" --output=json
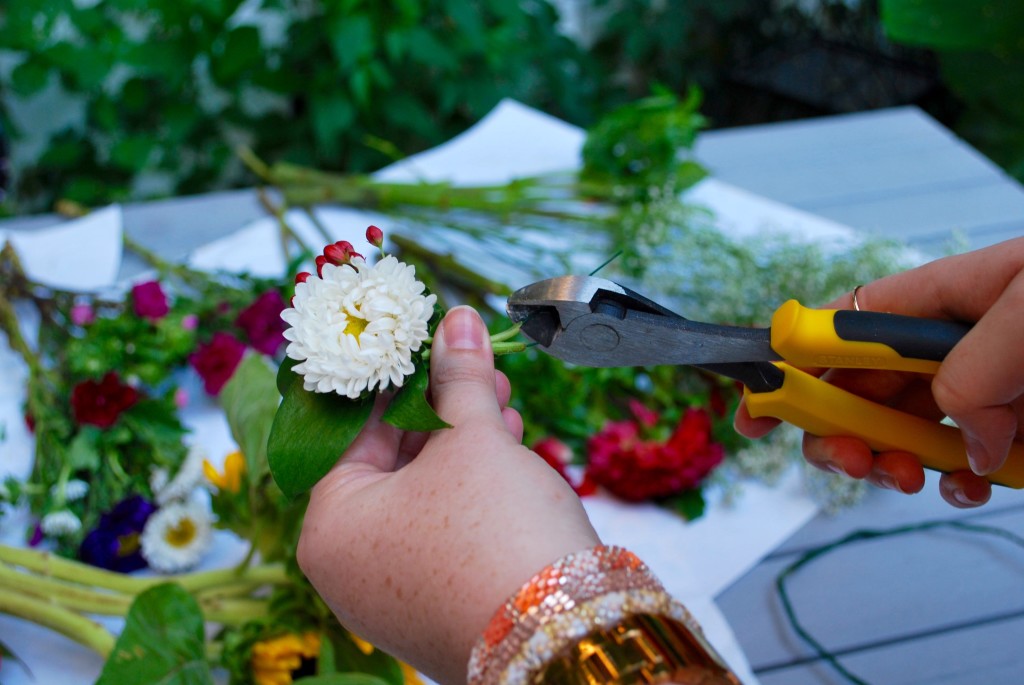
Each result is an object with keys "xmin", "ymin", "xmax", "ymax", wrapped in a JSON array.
[
  {"xmin": 348, "ymin": 632, "xmax": 424, "ymax": 685},
  {"xmin": 251, "ymin": 632, "xmax": 321, "ymax": 685},
  {"xmin": 203, "ymin": 450, "xmax": 246, "ymax": 492},
  {"xmin": 400, "ymin": 661, "xmax": 426, "ymax": 685}
]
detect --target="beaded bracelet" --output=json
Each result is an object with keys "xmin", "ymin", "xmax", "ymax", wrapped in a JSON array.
[{"xmin": 467, "ymin": 545, "xmax": 742, "ymax": 685}]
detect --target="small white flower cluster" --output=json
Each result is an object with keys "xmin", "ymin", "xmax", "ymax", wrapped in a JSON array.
[
  {"xmin": 282, "ymin": 255, "xmax": 437, "ymax": 400},
  {"xmin": 141, "ymin": 444, "xmax": 214, "ymax": 573}
]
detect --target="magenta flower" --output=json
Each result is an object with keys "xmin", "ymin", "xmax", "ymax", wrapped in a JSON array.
[
  {"xmin": 132, "ymin": 281, "xmax": 169, "ymax": 321},
  {"xmin": 70, "ymin": 303, "xmax": 95, "ymax": 326},
  {"xmin": 235, "ymin": 290, "xmax": 287, "ymax": 355},
  {"xmin": 190, "ymin": 332, "xmax": 246, "ymax": 395}
]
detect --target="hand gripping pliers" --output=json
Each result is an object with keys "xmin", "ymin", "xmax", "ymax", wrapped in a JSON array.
[{"xmin": 506, "ymin": 275, "xmax": 1024, "ymax": 488}]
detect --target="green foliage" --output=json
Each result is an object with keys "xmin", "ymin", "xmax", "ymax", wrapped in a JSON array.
[
  {"xmin": 585, "ymin": 0, "xmax": 771, "ymax": 108},
  {"xmin": 881, "ymin": 0, "xmax": 1024, "ymax": 180},
  {"xmin": 0, "ymin": 0, "xmax": 593, "ymax": 212},
  {"xmin": 96, "ymin": 584, "xmax": 213, "ymax": 685},
  {"xmin": 267, "ymin": 362, "xmax": 375, "ymax": 499},
  {"xmin": 581, "ymin": 88, "xmax": 707, "ymax": 200}
]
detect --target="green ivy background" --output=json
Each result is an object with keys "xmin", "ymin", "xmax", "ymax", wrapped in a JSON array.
[{"xmin": 1, "ymin": 0, "xmax": 1022, "ymax": 214}]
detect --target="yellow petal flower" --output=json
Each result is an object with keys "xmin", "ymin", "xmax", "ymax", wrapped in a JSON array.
[
  {"xmin": 203, "ymin": 450, "xmax": 246, "ymax": 492},
  {"xmin": 251, "ymin": 632, "xmax": 321, "ymax": 685}
]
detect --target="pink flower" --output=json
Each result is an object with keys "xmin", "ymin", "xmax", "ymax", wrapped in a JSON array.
[
  {"xmin": 132, "ymin": 281, "xmax": 169, "ymax": 321},
  {"xmin": 173, "ymin": 387, "xmax": 189, "ymax": 408},
  {"xmin": 182, "ymin": 314, "xmax": 199, "ymax": 331},
  {"xmin": 190, "ymin": 333, "xmax": 246, "ymax": 395},
  {"xmin": 70, "ymin": 303, "xmax": 95, "ymax": 326},
  {"xmin": 586, "ymin": 407, "xmax": 723, "ymax": 502},
  {"xmin": 235, "ymin": 290, "xmax": 287, "ymax": 355}
]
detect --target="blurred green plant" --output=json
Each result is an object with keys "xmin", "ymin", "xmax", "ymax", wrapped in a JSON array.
[
  {"xmin": 0, "ymin": 0, "xmax": 593, "ymax": 212},
  {"xmin": 881, "ymin": 0, "xmax": 1024, "ymax": 180}
]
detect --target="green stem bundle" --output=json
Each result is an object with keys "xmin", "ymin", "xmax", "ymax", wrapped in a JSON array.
[{"xmin": 0, "ymin": 544, "xmax": 290, "ymax": 656}]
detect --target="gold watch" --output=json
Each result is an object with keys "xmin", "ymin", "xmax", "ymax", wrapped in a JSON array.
[{"xmin": 534, "ymin": 613, "xmax": 744, "ymax": 685}]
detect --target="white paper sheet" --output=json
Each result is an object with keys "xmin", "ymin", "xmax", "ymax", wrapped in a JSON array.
[{"xmin": 0, "ymin": 205, "xmax": 124, "ymax": 292}]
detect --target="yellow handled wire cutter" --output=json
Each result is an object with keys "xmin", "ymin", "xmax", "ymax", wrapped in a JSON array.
[{"xmin": 506, "ymin": 275, "xmax": 1024, "ymax": 488}]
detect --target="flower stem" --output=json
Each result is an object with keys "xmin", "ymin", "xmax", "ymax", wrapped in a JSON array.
[
  {"xmin": 0, "ymin": 561, "xmax": 132, "ymax": 615},
  {"xmin": 0, "ymin": 588, "xmax": 115, "ymax": 657},
  {"xmin": 489, "ymin": 323, "xmax": 522, "ymax": 343},
  {"xmin": 0, "ymin": 545, "xmax": 288, "ymax": 594}
]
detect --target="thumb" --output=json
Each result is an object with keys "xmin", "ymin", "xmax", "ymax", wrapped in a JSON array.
[{"xmin": 429, "ymin": 306, "xmax": 507, "ymax": 430}]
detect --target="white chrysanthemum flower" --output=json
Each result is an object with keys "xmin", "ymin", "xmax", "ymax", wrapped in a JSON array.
[
  {"xmin": 40, "ymin": 510, "xmax": 82, "ymax": 537},
  {"xmin": 152, "ymin": 444, "xmax": 207, "ymax": 505},
  {"xmin": 50, "ymin": 479, "xmax": 89, "ymax": 503},
  {"xmin": 282, "ymin": 256, "xmax": 437, "ymax": 399},
  {"xmin": 140, "ymin": 501, "xmax": 213, "ymax": 573}
]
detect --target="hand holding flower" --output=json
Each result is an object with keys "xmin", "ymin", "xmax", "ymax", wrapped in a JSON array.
[{"xmin": 298, "ymin": 307, "xmax": 600, "ymax": 683}]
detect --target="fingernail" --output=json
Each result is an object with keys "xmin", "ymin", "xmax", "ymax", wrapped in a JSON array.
[
  {"xmin": 965, "ymin": 436, "xmax": 995, "ymax": 475},
  {"xmin": 824, "ymin": 462, "xmax": 846, "ymax": 476},
  {"xmin": 952, "ymin": 489, "xmax": 973, "ymax": 506},
  {"xmin": 876, "ymin": 475, "xmax": 900, "ymax": 493},
  {"xmin": 442, "ymin": 306, "xmax": 485, "ymax": 351}
]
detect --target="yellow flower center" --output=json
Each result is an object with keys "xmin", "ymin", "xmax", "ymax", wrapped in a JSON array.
[
  {"xmin": 165, "ymin": 518, "xmax": 197, "ymax": 548},
  {"xmin": 117, "ymin": 532, "xmax": 140, "ymax": 557},
  {"xmin": 343, "ymin": 314, "xmax": 369, "ymax": 340}
]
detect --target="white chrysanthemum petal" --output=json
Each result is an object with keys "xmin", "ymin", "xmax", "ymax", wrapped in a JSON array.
[
  {"xmin": 41, "ymin": 510, "xmax": 82, "ymax": 537},
  {"xmin": 140, "ymin": 501, "xmax": 213, "ymax": 573},
  {"xmin": 154, "ymin": 444, "xmax": 207, "ymax": 505},
  {"xmin": 282, "ymin": 255, "xmax": 435, "ymax": 399}
]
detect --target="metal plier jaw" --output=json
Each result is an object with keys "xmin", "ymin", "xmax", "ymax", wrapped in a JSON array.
[{"xmin": 506, "ymin": 275, "xmax": 776, "ymax": 369}]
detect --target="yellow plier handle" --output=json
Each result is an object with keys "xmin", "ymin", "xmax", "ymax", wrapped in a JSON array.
[{"xmin": 744, "ymin": 301, "xmax": 1024, "ymax": 489}]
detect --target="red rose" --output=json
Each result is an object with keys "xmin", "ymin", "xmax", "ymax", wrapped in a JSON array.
[
  {"xmin": 131, "ymin": 280, "xmax": 169, "ymax": 321},
  {"xmin": 235, "ymin": 290, "xmax": 287, "ymax": 355},
  {"xmin": 71, "ymin": 372, "xmax": 140, "ymax": 428},
  {"xmin": 190, "ymin": 332, "xmax": 246, "ymax": 395},
  {"xmin": 586, "ymin": 407, "xmax": 723, "ymax": 502}
]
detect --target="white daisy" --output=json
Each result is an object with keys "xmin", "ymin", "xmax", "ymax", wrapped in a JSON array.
[
  {"xmin": 50, "ymin": 479, "xmax": 89, "ymax": 503},
  {"xmin": 282, "ymin": 255, "xmax": 437, "ymax": 399},
  {"xmin": 152, "ymin": 444, "xmax": 207, "ymax": 505},
  {"xmin": 40, "ymin": 510, "xmax": 82, "ymax": 537},
  {"xmin": 140, "ymin": 501, "xmax": 213, "ymax": 573}
]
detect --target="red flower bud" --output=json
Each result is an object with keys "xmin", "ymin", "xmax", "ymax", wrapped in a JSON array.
[
  {"xmin": 366, "ymin": 225, "xmax": 384, "ymax": 248},
  {"xmin": 315, "ymin": 255, "xmax": 328, "ymax": 277},
  {"xmin": 295, "ymin": 272, "xmax": 310, "ymax": 285}
]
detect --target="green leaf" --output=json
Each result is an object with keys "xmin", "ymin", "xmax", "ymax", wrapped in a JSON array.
[
  {"xmin": 327, "ymin": 14, "xmax": 375, "ymax": 70},
  {"xmin": 382, "ymin": 364, "xmax": 450, "ymax": 432},
  {"xmin": 310, "ymin": 93, "xmax": 356, "ymax": 158},
  {"xmin": 667, "ymin": 488, "xmax": 707, "ymax": 522},
  {"xmin": 881, "ymin": 0, "xmax": 1024, "ymax": 51},
  {"xmin": 220, "ymin": 354, "xmax": 280, "ymax": 481},
  {"xmin": 96, "ymin": 584, "xmax": 213, "ymax": 685},
  {"xmin": 110, "ymin": 136, "xmax": 155, "ymax": 171},
  {"xmin": 296, "ymin": 675, "xmax": 390, "ymax": 685},
  {"xmin": 11, "ymin": 58, "xmax": 50, "ymax": 97},
  {"xmin": 211, "ymin": 25, "xmax": 262, "ymax": 83},
  {"xmin": 68, "ymin": 429, "xmax": 101, "ymax": 471},
  {"xmin": 267, "ymin": 371, "xmax": 373, "ymax": 498}
]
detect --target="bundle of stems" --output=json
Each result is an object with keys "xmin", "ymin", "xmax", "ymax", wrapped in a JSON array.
[{"xmin": 0, "ymin": 544, "xmax": 289, "ymax": 658}]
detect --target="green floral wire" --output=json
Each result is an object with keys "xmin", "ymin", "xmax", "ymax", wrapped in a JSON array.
[{"xmin": 775, "ymin": 518, "xmax": 1024, "ymax": 685}]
